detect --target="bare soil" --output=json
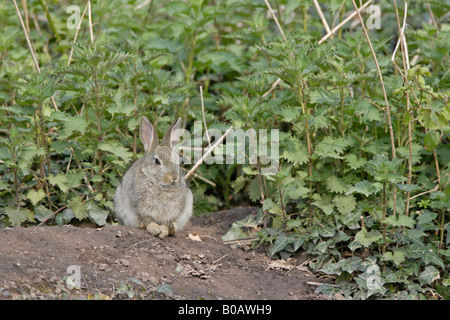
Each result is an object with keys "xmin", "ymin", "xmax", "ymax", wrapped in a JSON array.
[{"xmin": 0, "ymin": 207, "xmax": 327, "ymax": 300}]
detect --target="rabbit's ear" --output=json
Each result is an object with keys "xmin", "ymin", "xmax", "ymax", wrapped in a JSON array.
[
  {"xmin": 140, "ymin": 117, "xmax": 158, "ymax": 153},
  {"xmin": 161, "ymin": 117, "xmax": 182, "ymax": 149}
]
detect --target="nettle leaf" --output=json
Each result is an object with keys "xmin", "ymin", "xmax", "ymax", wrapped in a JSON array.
[
  {"xmin": 312, "ymin": 195, "xmax": 334, "ymax": 215},
  {"xmin": 346, "ymin": 180, "xmax": 380, "ymax": 197},
  {"xmin": 285, "ymin": 179, "xmax": 309, "ymax": 200},
  {"xmin": 418, "ymin": 266, "xmax": 440, "ymax": 285},
  {"xmin": 281, "ymin": 137, "xmax": 309, "ymax": 165},
  {"xmin": 333, "ymin": 195, "xmax": 356, "ymax": 215},
  {"xmin": 326, "ymin": 176, "xmax": 348, "ymax": 194},
  {"xmin": 354, "ymin": 227, "xmax": 382, "ymax": 247},
  {"xmin": 60, "ymin": 116, "xmax": 88, "ymax": 139},
  {"xmin": 4, "ymin": 206, "xmax": 32, "ymax": 226},
  {"xmin": 315, "ymin": 136, "xmax": 350, "ymax": 159},
  {"xmin": 396, "ymin": 143, "xmax": 423, "ymax": 165},
  {"xmin": 231, "ymin": 175, "xmax": 248, "ymax": 193},
  {"xmin": 366, "ymin": 154, "xmax": 403, "ymax": 183},
  {"xmin": 99, "ymin": 141, "xmax": 133, "ymax": 164},
  {"xmin": 417, "ymin": 210, "xmax": 438, "ymax": 225},
  {"xmin": 385, "ymin": 214, "xmax": 415, "ymax": 228},
  {"xmin": 27, "ymin": 189, "xmax": 46, "ymax": 206},
  {"xmin": 395, "ymin": 183, "xmax": 420, "ymax": 193},
  {"xmin": 67, "ymin": 169, "xmax": 85, "ymax": 189},
  {"xmin": 67, "ymin": 196, "xmax": 88, "ymax": 220},
  {"xmin": 381, "ymin": 251, "xmax": 406, "ymax": 266},
  {"xmin": 48, "ymin": 173, "xmax": 69, "ymax": 193},
  {"xmin": 248, "ymin": 179, "xmax": 261, "ymax": 202},
  {"xmin": 345, "ymin": 154, "xmax": 367, "ymax": 170}
]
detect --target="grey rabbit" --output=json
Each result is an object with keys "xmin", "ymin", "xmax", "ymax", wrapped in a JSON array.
[{"xmin": 114, "ymin": 116, "xmax": 193, "ymax": 239}]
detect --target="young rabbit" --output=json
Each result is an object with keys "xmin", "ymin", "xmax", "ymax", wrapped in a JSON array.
[{"xmin": 114, "ymin": 116, "xmax": 193, "ymax": 239}]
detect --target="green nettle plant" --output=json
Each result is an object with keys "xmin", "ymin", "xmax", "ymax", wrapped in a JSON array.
[{"xmin": 0, "ymin": 0, "xmax": 448, "ymax": 299}]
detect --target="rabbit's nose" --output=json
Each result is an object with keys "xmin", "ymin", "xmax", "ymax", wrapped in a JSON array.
[{"xmin": 164, "ymin": 174, "xmax": 178, "ymax": 185}]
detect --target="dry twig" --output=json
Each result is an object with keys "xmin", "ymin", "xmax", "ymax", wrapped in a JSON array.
[
  {"xmin": 318, "ymin": 0, "xmax": 374, "ymax": 44},
  {"xmin": 185, "ymin": 126, "xmax": 234, "ymax": 179}
]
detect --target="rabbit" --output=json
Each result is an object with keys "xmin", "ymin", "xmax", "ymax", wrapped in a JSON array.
[{"xmin": 114, "ymin": 116, "xmax": 193, "ymax": 239}]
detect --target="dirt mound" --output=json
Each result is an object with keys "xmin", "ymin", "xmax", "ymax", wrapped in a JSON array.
[{"xmin": 0, "ymin": 207, "xmax": 326, "ymax": 300}]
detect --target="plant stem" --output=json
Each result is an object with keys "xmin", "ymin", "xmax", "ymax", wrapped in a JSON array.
[
  {"xmin": 256, "ymin": 162, "xmax": 268, "ymax": 228},
  {"xmin": 298, "ymin": 82, "xmax": 313, "ymax": 224},
  {"xmin": 302, "ymin": 6, "xmax": 307, "ymax": 33},
  {"xmin": 352, "ymin": 0, "xmax": 397, "ymax": 217},
  {"xmin": 382, "ymin": 181, "xmax": 387, "ymax": 254},
  {"xmin": 185, "ymin": 31, "xmax": 197, "ymax": 82},
  {"xmin": 38, "ymin": 0, "xmax": 60, "ymax": 42},
  {"xmin": 340, "ymin": 86, "xmax": 345, "ymax": 138},
  {"xmin": 393, "ymin": 0, "xmax": 413, "ymax": 216},
  {"xmin": 278, "ymin": 184, "xmax": 286, "ymax": 231},
  {"xmin": 133, "ymin": 63, "xmax": 139, "ymax": 157}
]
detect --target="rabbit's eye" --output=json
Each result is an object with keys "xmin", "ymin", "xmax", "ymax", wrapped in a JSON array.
[{"xmin": 154, "ymin": 158, "xmax": 161, "ymax": 166}]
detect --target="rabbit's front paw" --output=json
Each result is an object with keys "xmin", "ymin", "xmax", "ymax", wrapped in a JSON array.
[
  {"xmin": 168, "ymin": 223, "xmax": 177, "ymax": 235},
  {"xmin": 158, "ymin": 225, "xmax": 169, "ymax": 239},
  {"xmin": 146, "ymin": 222, "xmax": 169, "ymax": 239}
]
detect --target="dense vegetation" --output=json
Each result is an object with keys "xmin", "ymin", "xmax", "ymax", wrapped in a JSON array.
[{"xmin": 0, "ymin": 0, "xmax": 448, "ymax": 299}]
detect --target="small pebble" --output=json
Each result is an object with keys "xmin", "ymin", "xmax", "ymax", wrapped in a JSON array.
[{"xmin": 118, "ymin": 259, "xmax": 130, "ymax": 267}]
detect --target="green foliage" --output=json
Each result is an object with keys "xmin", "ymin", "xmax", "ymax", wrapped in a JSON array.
[{"xmin": 0, "ymin": 0, "xmax": 449, "ymax": 299}]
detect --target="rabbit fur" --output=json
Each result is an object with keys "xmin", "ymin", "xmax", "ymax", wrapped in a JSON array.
[{"xmin": 114, "ymin": 116, "xmax": 193, "ymax": 238}]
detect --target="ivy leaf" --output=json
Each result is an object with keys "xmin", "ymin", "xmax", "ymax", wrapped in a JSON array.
[
  {"xmin": 354, "ymin": 227, "xmax": 382, "ymax": 247},
  {"xmin": 333, "ymin": 195, "xmax": 356, "ymax": 215},
  {"xmin": 339, "ymin": 210, "xmax": 361, "ymax": 229},
  {"xmin": 337, "ymin": 257, "xmax": 362, "ymax": 274},
  {"xmin": 27, "ymin": 189, "xmax": 46, "ymax": 206},
  {"xmin": 157, "ymin": 283, "xmax": 173, "ymax": 297},
  {"xmin": 319, "ymin": 262, "xmax": 342, "ymax": 276},
  {"xmin": 315, "ymin": 283, "xmax": 341, "ymax": 297},
  {"xmin": 291, "ymin": 234, "xmax": 306, "ymax": 251},
  {"xmin": 418, "ymin": 266, "xmax": 440, "ymax": 285},
  {"xmin": 34, "ymin": 205, "xmax": 52, "ymax": 222},
  {"xmin": 88, "ymin": 203, "xmax": 109, "ymax": 226},
  {"xmin": 270, "ymin": 232, "xmax": 290, "ymax": 256},
  {"xmin": 422, "ymin": 248, "xmax": 445, "ymax": 269}
]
